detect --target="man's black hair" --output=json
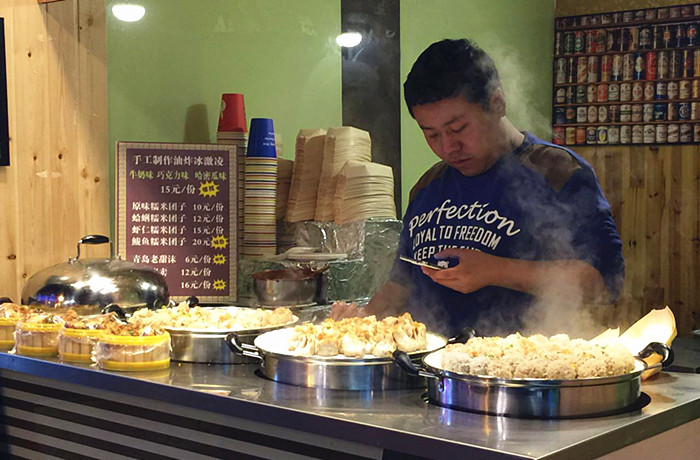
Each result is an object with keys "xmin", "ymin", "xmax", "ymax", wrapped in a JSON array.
[{"xmin": 403, "ymin": 38, "xmax": 501, "ymax": 117}]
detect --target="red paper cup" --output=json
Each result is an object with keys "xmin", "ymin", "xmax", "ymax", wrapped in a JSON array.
[{"xmin": 218, "ymin": 93, "xmax": 247, "ymax": 133}]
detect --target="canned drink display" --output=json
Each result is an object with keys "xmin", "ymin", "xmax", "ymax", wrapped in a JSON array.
[
  {"xmin": 565, "ymin": 127, "xmax": 577, "ymax": 145},
  {"xmin": 644, "ymin": 82, "xmax": 655, "ymax": 100},
  {"xmin": 662, "ymin": 25, "xmax": 673, "ymax": 48},
  {"xmin": 556, "ymin": 58, "xmax": 568, "ymax": 84},
  {"xmin": 566, "ymin": 106, "xmax": 577, "ymax": 123},
  {"xmin": 667, "ymin": 123, "xmax": 679, "ymax": 143},
  {"xmin": 668, "ymin": 81, "xmax": 679, "ymax": 100},
  {"xmin": 574, "ymin": 31, "xmax": 585, "ymax": 54},
  {"xmin": 679, "ymin": 80, "xmax": 691, "ymax": 99},
  {"xmin": 597, "ymin": 84, "xmax": 609, "ymax": 102},
  {"xmin": 601, "ymin": 13, "xmax": 613, "ymax": 25},
  {"xmin": 688, "ymin": 23, "xmax": 698, "ymax": 46},
  {"xmin": 577, "ymin": 56, "xmax": 588, "ymax": 83},
  {"xmin": 653, "ymin": 103, "xmax": 667, "ymax": 121},
  {"xmin": 645, "ymin": 51, "xmax": 657, "ymax": 80},
  {"xmin": 587, "ymin": 85, "xmax": 597, "ymax": 102},
  {"xmin": 555, "ymin": 32, "xmax": 562, "ymax": 55},
  {"xmin": 682, "ymin": 51, "xmax": 694, "ymax": 78},
  {"xmin": 669, "ymin": 7, "xmax": 681, "ymax": 19},
  {"xmin": 576, "ymin": 106, "xmax": 587, "ymax": 123},
  {"xmin": 576, "ymin": 85, "xmax": 586, "ymax": 103},
  {"xmin": 695, "ymin": 50, "xmax": 700, "ymax": 77},
  {"xmin": 632, "ymin": 124, "xmax": 644, "ymax": 143},
  {"xmin": 622, "ymin": 54, "xmax": 635, "ymax": 80},
  {"xmin": 620, "ymin": 104, "xmax": 632, "ymax": 122},
  {"xmin": 606, "ymin": 29, "xmax": 619, "ymax": 51},
  {"xmin": 631, "ymin": 104, "xmax": 643, "ymax": 122},
  {"xmin": 563, "ymin": 32, "xmax": 575, "ymax": 54},
  {"xmin": 669, "ymin": 51, "xmax": 682, "ymax": 79},
  {"xmin": 668, "ymin": 102, "xmax": 679, "ymax": 121},
  {"xmin": 595, "ymin": 29, "xmax": 607, "ymax": 53},
  {"xmin": 555, "ymin": 108, "xmax": 566, "ymax": 124},
  {"xmin": 643, "ymin": 103, "xmax": 654, "ymax": 122},
  {"xmin": 597, "ymin": 126, "xmax": 608, "ymax": 144},
  {"xmin": 576, "ymin": 127, "xmax": 587, "ymax": 144},
  {"xmin": 609, "ymin": 104, "xmax": 620, "ymax": 122},
  {"xmin": 633, "ymin": 52, "xmax": 645, "ymax": 80},
  {"xmin": 608, "ymin": 125, "xmax": 620, "ymax": 144},
  {"xmin": 680, "ymin": 123, "xmax": 692, "ymax": 142},
  {"xmin": 658, "ymin": 8, "xmax": 669, "ymax": 20},
  {"xmin": 622, "ymin": 11, "xmax": 634, "ymax": 23},
  {"xmin": 675, "ymin": 24, "xmax": 687, "ymax": 47},
  {"xmin": 639, "ymin": 26, "xmax": 652, "ymax": 49},
  {"xmin": 620, "ymin": 125, "xmax": 632, "ymax": 143},
  {"xmin": 608, "ymin": 83, "xmax": 620, "ymax": 101},
  {"xmin": 694, "ymin": 80, "xmax": 700, "ymax": 99},
  {"xmin": 632, "ymin": 82, "xmax": 644, "ymax": 101},
  {"xmin": 655, "ymin": 124, "xmax": 668, "ymax": 143},
  {"xmin": 652, "ymin": 25, "xmax": 663, "ymax": 49},
  {"xmin": 587, "ymin": 105, "xmax": 598, "ymax": 123},
  {"xmin": 568, "ymin": 57, "xmax": 575, "ymax": 83},
  {"xmin": 590, "ymin": 15, "xmax": 600, "ymax": 26},
  {"xmin": 645, "ymin": 9, "xmax": 657, "ymax": 21},
  {"xmin": 693, "ymin": 102, "xmax": 700, "ymax": 120},
  {"xmin": 655, "ymin": 81, "xmax": 667, "ymax": 100},
  {"xmin": 586, "ymin": 30, "xmax": 597, "ymax": 54},
  {"xmin": 657, "ymin": 51, "xmax": 669, "ymax": 79},
  {"xmin": 598, "ymin": 105, "xmax": 609, "ymax": 123},
  {"xmin": 628, "ymin": 27, "xmax": 639, "ymax": 51},
  {"xmin": 556, "ymin": 87, "xmax": 566, "ymax": 104},
  {"xmin": 566, "ymin": 86, "xmax": 575, "ymax": 104},
  {"xmin": 620, "ymin": 82, "xmax": 632, "ymax": 101},
  {"xmin": 695, "ymin": 5, "xmax": 700, "ymax": 17},
  {"xmin": 679, "ymin": 102, "xmax": 691, "ymax": 120},
  {"xmin": 694, "ymin": 123, "xmax": 700, "ymax": 142},
  {"xmin": 611, "ymin": 54, "xmax": 623, "ymax": 81},
  {"xmin": 612, "ymin": 12, "xmax": 622, "ymax": 24},
  {"xmin": 587, "ymin": 56, "xmax": 599, "ymax": 83},
  {"xmin": 586, "ymin": 126, "xmax": 598, "ymax": 144},
  {"xmin": 643, "ymin": 124, "xmax": 656, "ymax": 144},
  {"xmin": 681, "ymin": 6, "xmax": 694, "ymax": 18},
  {"xmin": 553, "ymin": 127, "xmax": 565, "ymax": 145},
  {"xmin": 600, "ymin": 55, "xmax": 612, "ymax": 82}
]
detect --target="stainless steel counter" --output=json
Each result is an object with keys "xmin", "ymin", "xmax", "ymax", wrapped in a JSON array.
[{"xmin": 0, "ymin": 352, "xmax": 698, "ymax": 460}]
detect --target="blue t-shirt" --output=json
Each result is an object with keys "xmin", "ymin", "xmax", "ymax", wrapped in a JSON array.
[{"xmin": 391, "ymin": 132, "xmax": 624, "ymax": 336}]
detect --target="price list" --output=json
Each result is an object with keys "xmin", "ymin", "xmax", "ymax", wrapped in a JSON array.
[{"xmin": 116, "ymin": 142, "xmax": 237, "ymax": 302}]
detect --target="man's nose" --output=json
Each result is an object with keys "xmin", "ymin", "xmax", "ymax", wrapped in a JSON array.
[{"xmin": 441, "ymin": 133, "xmax": 460, "ymax": 154}]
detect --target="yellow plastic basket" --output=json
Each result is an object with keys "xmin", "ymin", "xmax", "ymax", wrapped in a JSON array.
[
  {"xmin": 17, "ymin": 322, "xmax": 63, "ymax": 333},
  {"xmin": 98, "ymin": 332, "xmax": 170, "ymax": 346},
  {"xmin": 0, "ymin": 339, "xmax": 15, "ymax": 350},
  {"xmin": 99, "ymin": 358, "xmax": 170, "ymax": 372},
  {"xmin": 59, "ymin": 352, "xmax": 94, "ymax": 363},
  {"xmin": 16, "ymin": 345, "xmax": 59, "ymax": 356}
]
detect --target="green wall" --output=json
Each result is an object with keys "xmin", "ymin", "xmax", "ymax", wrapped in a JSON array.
[{"xmin": 400, "ymin": 0, "xmax": 554, "ymax": 213}]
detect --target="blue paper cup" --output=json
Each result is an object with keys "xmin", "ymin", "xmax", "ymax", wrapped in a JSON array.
[{"xmin": 247, "ymin": 118, "xmax": 277, "ymax": 158}]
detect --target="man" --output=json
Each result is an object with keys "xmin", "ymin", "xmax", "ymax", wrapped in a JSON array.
[{"xmin": 336, "ymin": 38, "xmax": 624, "ymax": 336}]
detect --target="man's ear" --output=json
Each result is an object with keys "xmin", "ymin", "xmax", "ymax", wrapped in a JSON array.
[{"xmin": 490, "ymin": 88, "xmax": 506, "ymax": 118}]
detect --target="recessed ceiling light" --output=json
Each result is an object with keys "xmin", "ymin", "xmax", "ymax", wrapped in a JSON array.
[
  {"xmin": 112, "ymin": 4, "xmax": 146, "ymax": 22},
  {"xmin": 336, "ymin": 32, "xmax": 362, "ymax": 48}
]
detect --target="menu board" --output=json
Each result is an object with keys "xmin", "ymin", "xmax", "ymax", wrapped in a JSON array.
[{"xmin": 116, "ymin": 142, "xmax": 237, "ymax": 303}]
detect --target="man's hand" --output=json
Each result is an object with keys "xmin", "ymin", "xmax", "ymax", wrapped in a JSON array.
[
  {"xmin": 420, "ymin": 248, "xmax": 500, "ymax": 294},
  {"xmin": 329, "ymin": 301, "xmax": 365, "ymax": 320}
]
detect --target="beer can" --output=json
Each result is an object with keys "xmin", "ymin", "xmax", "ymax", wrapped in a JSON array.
[
  {"xmin": 668, "ymin": 102, "xmax": 679, "ymax": 121},
  {"xmin": 566, "ymin": 86, "xmax": 575, "ymax": 104},
  {"xmin": 600, "ymin": 55, "xmax": 612, "ymax": 82},
  {"xmin": 576, "ymin": 126, "xmax": 587, "ymax": 144},
  {"xmin": 622, "ymin": 54, "xmax": 635, "ymax": 80},
  {"xmin": 598, "ymin": 105, "xmax": 609, "ymax": 123},
  {"xmin": 574, "ymin": 31, "xmax": 585, "ymax": 54},
  {"xmin": 680, "ymin": 123, "xmax": 692, "ymax": 142},
  {"xmin": 675, "ymin": 24, "xmax": 687, "ymax": 47},
  {"xmin": 586, "ymin": 126, "xmax": 598, "ymax": 144},
  {"xmin": 656, "ymin": 124, "xmax": 668, "ymax": 143},
  {"xmin": 643, "ymin": 124, "xmax": 655, "ymax": 143},
  {"xmin": 556, "ymin": 87, "xmax": 566, "ymax": 104},
  {"xmin": 668, "ymin": 123, "xmax": 679, "ymax": 143},
  {"xmin": 553, "ymin": 127, "xmax": 565, "ymax": 145},
  {"xmin": 669, "ymin": 7, "xmax": 681, "ymax": 19},
  {"xmin": 620, "ymin": 125, "xmax": 632, "ymax": 143},
  {"xmin": 568, "ymin": 57, "xmax": 575, "ymax": 83},
  {"xmin": 555, "ymin": 107, "xmax": 566, "ymax": 124},
  {"xmin": 597, "ymin": 125, "xmax": 608, "ymax": 144},
  {"xmin": 608, "ymin": 83, "xmax": 620, "ymax": 101},
  {"xmin": 643, "ymin": 82, "xmax": 655, "ymax": 100},
  {"xmin": 658, "ymin": 8, "xmax": 669, "ymax": 20},
  {"xmin": 655, "ymin": 81, "xmax": 668, "ymax": 100},
  {"xmin": 692, "ymin": 102, "xmax": 700, "ymax": 120},
  {"xmin": 662, "ymin": 25, "xmax": 673, "ymax": 48},
  {"xmin": 595, "ymin": 29, "xmax": 607, "ymax": 53},
  {"xmin": 587, "ymin": 56, "xmax": 599, "ymax": 83},
  {"xmin": 679, "ymin": 80, "xmax": 691, "ymax": 99},
  {"xmin": 682, "ymin": 5, "xmax": 694, "ymax": 18},
  {"xmin": 643, "ymin": 103, "xmax": 654, "ymax": 122},
  {"xmin": 631, "ymin": 104, "xmax": 643, "ymax": 122},
  {"xmin": 668, "ymin": 81, "xmax": 679, "ymax": 100},
  {"xmin": 620, "ymin": 82, "xmax": 632, "ymax": 101},
  {"xmin": 608, "ymin": 125, "xmax": 620, "ymax": 144},
  {"xmin": 639, "ymin": 26, "xmax": 652, "ymax": 49},
  {"xmin": 578, "ymin": 16, "xmax": 589, "ymax": 27},
  {"xmin": 696, "ymin": 5, "xmax": 700, "ymax": 17},
  {"xmin": 576, "ymin": 85, "xmax": 586, "ymax": 103},
  {"xmin": 576, "ymin": 106, "xmax": 587, "ymax": 123},
  {"xmin": 587, "ymin": 85, "xmax": 597, "ymax": 102},
  {"xmin": 607, "ymin": 29, "xmax": 619, "ymax": 51},
  {"xmin": 611, "ymin": 54, "xmax": 623, "ymax": 81},
  {"xmin": 694, "ymin": 123, "xmax": 700, "ymax": 142},
  {"xmin": 670, "ymin": 51, "xmax": 682, "ymax": 79},
  {"xmin": 577, "ymin": 56, "xmax": 588, "ymax": 83},
  {"xmin": 586, "ymin": 30, "xmax": 597, "ymax": 54},
  {"xmin": 566, "ymin": 106, "xmax": 576, "ymax": 123},
  {"xmin": 682, "ymin": 51, "xmax": 694, "ymax": 78},
  {"xmin": 587, "ymin": 105, "xmax": 598, "ymax": 123},
  {"xmin": 645, "ymin": 9, "xmax": 657, "ymax": 21},
  {"xmin": 657, "ymin": 51, "xmax": 669, "ymax": 79},
  {"xmin": 609, "ymin": 104, "xmax": 620, "ymax": 122},
  {"xmin": 563, "ymin": 32, "xmax": 575, "ymax": 54},
  {"xmin": 694, "ymin": 50, "xmax": 700, "ymax": 77},
  {"xmin": 590, "ymin": 15, "xmax": 599, "ymax": 26},
  {"xmin": 653, "ymin": 103, "xmax": 667, "ymax": 121},
  {"xmin": 628, "ymin": 27, "xmax": 639, "ymax": 51},
  {"xmin": 622, "ymin": 11, "xmax": 634, "ymax": 23},
  {"xmin": 632, "ymin": 82, "xmax": 644, "ymax": 101},
  {"xmin": 652, "ymin": 25, "xmax": 663, "ymax": 49},
  {"xmin": 679, "ymin": 102, "xmax": 691, "ymax": 120},
  {"xmin": 601, "ymin": 13, "xmax": 613, "ymax": 25},
  {"xmin": 688, "ymin": 23, "xmax": 698, "ymax": 46},
  {"xmin": 633, "ymin": 52, "xmax": 645, "ymax": 80},
  {"xmin": 597, "ymin": 83, "xmax": 609, "ymax": 102},
  {"xmin": 556, "ymin": 57, "xmax": 568, "ymax": 84},
  {"xmin": 632, "ymin": 124, "xmax": 644, "ymax": 143},
  {"xmin": 620, "ymin": 104, "xmax": 632, "ymax": 122},
  {"xmin": 612, "ymin": 12, "xmax": 622, "ymax": 24},
  {"xmin": 645, "ymin": 51, "xmax": 657, "ymax": 80},
  {"xmin": 555, "ymin": 32, "xmax": 563, "ymax": 56},
  {"xmin": 565, "ymin": 127, "xmax": 577, "ymax": 145}
]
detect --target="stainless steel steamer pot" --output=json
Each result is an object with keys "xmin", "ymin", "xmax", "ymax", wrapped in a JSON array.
[
  {"xmin": 393, "ymin": 342, "xmax": 674, "ymax": 418},
  {"xmin": 226, "ymin": 328, "xmax": 448, "ymax": 390}
]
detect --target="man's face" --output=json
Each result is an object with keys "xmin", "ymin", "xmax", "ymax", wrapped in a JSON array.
[{"xmin": 412, "ymin": 95, "xmax": 504, "ymax": 176}]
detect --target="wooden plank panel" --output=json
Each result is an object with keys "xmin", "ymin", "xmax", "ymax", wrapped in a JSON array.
[
  {"xmin": 679, "ymin": 145, "xmax": 699, "ymax": 331},
  {"xmin": 643, "ymin": 146, "xmax": 665, "ymax": 311}
]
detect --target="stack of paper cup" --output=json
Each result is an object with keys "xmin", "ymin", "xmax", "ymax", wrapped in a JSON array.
[
  {"xmin": 216, "ymin": 93, "xmax": 248, "ymax": 263},
  {"xmin": 285, "ymin": 129, "xmax": 326, "ymax": 222},
  {"xmin": 333, "ymin": 160, "xmax": 396, "ymax": 224},
  {"xmin": 243, "ymin": 118, "xmax": 278, "ymax": 259}
]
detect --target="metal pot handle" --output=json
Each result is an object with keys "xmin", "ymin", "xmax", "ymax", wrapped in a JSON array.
[
  {"xmin": 392, "ymin": 350, "xmax": 442, "ymax": 381},
  {"xmin": 448, "ymin": 326, "xmax": 477, "ymax": 345},
  {"xmin": 102, "ymin": 303, "xmax": 129, "ymax": 323},
  {"xmin": 70, "ymin": 234, "xmax": 113, "ymax": 262},
  {"xmin": 637, "ymin": 342, "xmax": 675, "ymax": 371},
  {"xmin": 225, "ymin": 332, "xmax": 262, "ymax": 361}
]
